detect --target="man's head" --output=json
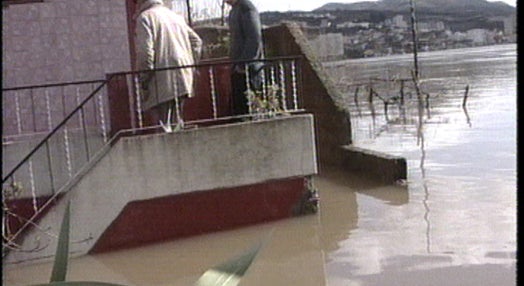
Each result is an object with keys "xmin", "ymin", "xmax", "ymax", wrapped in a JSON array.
[{"xmin": 224, "ymin": 0, "xmax": 238, "ymax": 6}]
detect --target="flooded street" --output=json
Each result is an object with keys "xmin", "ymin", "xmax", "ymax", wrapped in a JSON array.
[
  {"xmin": 323, "ymin": 43, "xmax": 517, "ymax": 285},
  {"xmin": 4, "ymin": 44, "xmax": 516, "ymax": 286}
]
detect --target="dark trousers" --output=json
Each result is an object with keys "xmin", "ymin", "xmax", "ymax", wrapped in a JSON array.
[
  {"xmin": 231, "ymin": 70, "xmax": 263, "ymax": 116},
  {"xmin": 231, "ymin": 72, "xmax": 249, "ymax": 116}
]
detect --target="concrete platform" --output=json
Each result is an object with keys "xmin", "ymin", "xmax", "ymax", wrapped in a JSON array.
[{"xmin": 339, "ymin": 145, "xmax": 407, "ymax": 184}]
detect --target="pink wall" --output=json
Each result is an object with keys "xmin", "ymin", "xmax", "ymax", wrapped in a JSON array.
[{"xmin": 2, "ymin": 0, "xmax": 131, "ymax": 88}]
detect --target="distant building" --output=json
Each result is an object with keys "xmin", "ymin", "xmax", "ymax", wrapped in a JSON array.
[
  {"xmin": 446, "ymin": 30, "xmax": 466, "ymax": 41},
  {"xmin": 418, "ymin": 21, "xmax": 445, "ymax": 32},
  {"xmin": 309, "ymin": 33, "xmax": 344, "ymax": 60},
  {"xmin": 386, "ymin": 15, "xmax": 408, "ymax": 29},
  {"xmin": 466, "ymin": 29, "xmax": 488, "ymax": 45},
  {"xmin": 320, "ymin": 19, "xmax": 330, "ymax": 28},
  {"xmin": 336, "ymin": 21, "xmax": 370, "ymax": 29},
  {"xmin": 487, "ymin": 14, "xmax": 516, "ymax": 43},
  {"xmin": 503, "ymin": 15, "xmax": 516, "ymax": 42}
]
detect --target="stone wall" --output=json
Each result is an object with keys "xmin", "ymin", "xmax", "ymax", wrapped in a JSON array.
[{"xmin": 263, "ymin": 23, "xmax": 353, "ymax": 168}]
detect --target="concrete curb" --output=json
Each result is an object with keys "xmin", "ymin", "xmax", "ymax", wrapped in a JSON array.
[{"xmin": 340, "ymin": 145, "xmax": 407, "ymax": 184}]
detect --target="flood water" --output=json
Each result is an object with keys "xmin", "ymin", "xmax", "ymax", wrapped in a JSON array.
[{"xmin": 3, "ymin": 44, "xmax": 516, "ymax": 285}]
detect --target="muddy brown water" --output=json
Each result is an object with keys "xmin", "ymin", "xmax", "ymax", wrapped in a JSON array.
[{"xmin": 4, "ymin": 44, "xmax": 516, "ymax": 286}]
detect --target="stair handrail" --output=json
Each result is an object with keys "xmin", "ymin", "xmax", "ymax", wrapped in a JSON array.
[{"xmin": 2, "ymin": 78, "xmax": 112, "ymax": 183}]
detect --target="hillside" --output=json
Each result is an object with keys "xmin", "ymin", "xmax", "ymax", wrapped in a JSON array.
[
  {"xmin": 316, "ymin": 0, "xmax": 516, "ymax": 17},
  {"xmin": 259, "ymin": 0, "xmax": 516, "ymax": 32}
]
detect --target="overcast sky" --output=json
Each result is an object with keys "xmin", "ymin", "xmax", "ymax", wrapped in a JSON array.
[{"xmin": 250, "ymin": 0, "xmax": 516, "ymax": 12}]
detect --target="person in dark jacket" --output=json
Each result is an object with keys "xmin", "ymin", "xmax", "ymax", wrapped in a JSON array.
[{"xmin": 224, "ymin": 0, "xmax": 264, "ymax": 116}]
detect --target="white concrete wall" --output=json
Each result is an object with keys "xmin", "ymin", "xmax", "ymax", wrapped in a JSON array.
[
  {"xmin": 5, "ymin": 114, "xmax": 318, "ymax": 265},
  {"xmin": 2, "ymin": 0, "xmax": 131, "ymax": 88}
]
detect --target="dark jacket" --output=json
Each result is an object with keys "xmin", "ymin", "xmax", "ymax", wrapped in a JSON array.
[{"xmin": 228, "ymin": 0, "xmax": 264, "ymax": 77}]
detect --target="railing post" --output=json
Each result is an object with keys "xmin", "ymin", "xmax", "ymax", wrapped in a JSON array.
[
  {"xmin": 28, "ymin": 160, "xmax": 37, "ymax": 212},
  {"xmin": 209, "ymin": 67, "xmax": 218, "ymax": 119},
  {"xmin": 14, "ymin": 91, "xmax": 22, "ymax": 135},
  {"xmin": 45, "ymin": 89, "xmax": 52, "ymax": 131},
  {"xmin": 279, "ymin": 61, "xmax": 288, "ymax": 112},
  {"xmin": 291, "ymin": 60, "xmax": 298, "ymax": 110},
  {"xmin": 133, "ymin": 74, "xmax": 144, "ymax": 129},
  {"xmin": 97, "ymin": 93, "xmax": 108, "ymax": 142},
  {"xmin": 245, "ymin": 64, "xmax": 253, "ymax": 115}
]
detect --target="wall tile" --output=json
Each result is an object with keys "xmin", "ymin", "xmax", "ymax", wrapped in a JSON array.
[
  {"xmin": 28, "ymin": 51, "xmax": 46, "ymax": 69},
  {"xmin": 8, "ymin": 5, "xmax": 38, "ymax": 21},
  {"xmin": 9, "ymin": 20, "xmax": 25, "ymax": 37},
  {"xmin": 98, "ymin": 14, "xmax": 114, "ymax": 29},
  {"xmin": 40, "ymin": 19, "xmax": 57, "ymax": 35},
  {"xmin": 27, "ymin": 21, "xmax": 42, "ymax": 37},
  {"xmin": 3, "ymin": 0, "xmax": 130, "ymax": 89},
  {"xmin": 3, "ymin": 66, "xmax": 18, "ymax": 87},
  {"xmin": 98, "ymin": 1, "xmax": 113, "ymax": 15},
  {"xmin": 55, "ymin": 18, "xmax": 73, "ymax": 35},
  {"xmin": 2, "ymin": 15, "xmax": 10, "ymax": 34},
  {"xmin": 55, "ymin": 34, "xmax": 72, "ymax": 50},
  {"xmin": 54, "ymin": 65, "xmax": 72, "ymax": 84},
  {"xmin": 10, "ymin": 35, "xmax": 27, "ymax": 52},
  {"xmin": 39, "ymin": 3, "xmax": 57, "ymax": 19},
  {"xmin": 13, "ymin": 51, "xmax": 31, "ymax": 68},
  {"xmin": 71, "ymin": 16, "xmax": 97, "ymax": 34},
  {"xmin": 84, "ymin": 0, "xmax": 99, "ymax": 16}
]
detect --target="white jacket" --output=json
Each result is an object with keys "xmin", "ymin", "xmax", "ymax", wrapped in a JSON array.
[{"xmin": 135, "ymin": 0, "xmax": 202, "ymax": 111}]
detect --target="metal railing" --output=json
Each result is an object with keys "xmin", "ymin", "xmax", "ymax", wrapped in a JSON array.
[
  {"xmin": 2, "ymin": 79, "xmax": 110, "ymax": 252},
  {"xmin": 2, "ymin": 80, "xmax": 108, "ymax": 144},
  {"xmin": 2, "ymin": 56, "xmax": 304, "ymax": 252},
  {"xmin": 108, "ymin": 56, "xmax": 304, "ymax": 134}
]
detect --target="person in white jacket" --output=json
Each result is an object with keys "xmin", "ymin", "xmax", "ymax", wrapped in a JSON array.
[{"xmin": 135, "ymin": 0, "xmax": 202, "ymax": 132}]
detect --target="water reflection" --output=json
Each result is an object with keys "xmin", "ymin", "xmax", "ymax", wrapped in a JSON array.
[
  {"xmin": 317, "ymin": 167, "xmax": 409, "ymax": 258},
  {"xmin": 323, "ymin": 44, "xmax": 516, "ymax": 285},
  {"xmin": 88, "ymin": 218, "xmax": 330, "ymax": 286},
  {"xmin": 348, "ymin": 262, "xmax": 515, "ymax": 286}
]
